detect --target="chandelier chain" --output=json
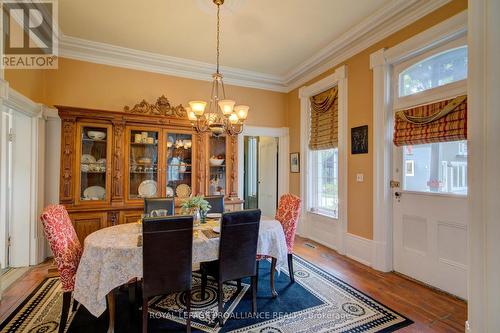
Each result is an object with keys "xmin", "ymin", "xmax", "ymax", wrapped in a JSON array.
[{"xmin": 216, "ymin": 3, "xmax": 221, "ymax": 74}]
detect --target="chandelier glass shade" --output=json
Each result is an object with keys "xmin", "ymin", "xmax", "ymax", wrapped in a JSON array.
[{"xmin": 188, "ymin": 0, "xmax": 248, "ymax": 136}]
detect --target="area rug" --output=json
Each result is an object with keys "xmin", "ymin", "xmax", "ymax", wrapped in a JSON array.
[
  {"xmin": 0, "ymin": 276, "xmax": 77, "ymax": 333},
  {"xmin": 0, "ymin": 256, "xmax": 413, "ymax": 332}
]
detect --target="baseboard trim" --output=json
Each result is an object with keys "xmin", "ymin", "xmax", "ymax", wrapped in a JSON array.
[
  {"xmin": 345, "ymin": 233, "xmax": 373, "ymax": 267},
  {"xmin": 306, "ymin": 235, "xmax": 338, "ymax": 252}
]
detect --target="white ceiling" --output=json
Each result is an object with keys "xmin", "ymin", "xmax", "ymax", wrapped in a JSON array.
[{"xmin": 59, "ymin": 0, "xmax": 392, "ymax": 76}]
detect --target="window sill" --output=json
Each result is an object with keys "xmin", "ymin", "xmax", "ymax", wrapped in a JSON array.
[{"xmin": 307, "ymin": 210, "xmax": 338, "ymax": 221}]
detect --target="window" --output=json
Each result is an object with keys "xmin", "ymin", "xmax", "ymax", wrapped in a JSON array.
[
  {"xmin": 405, "ymin": 160, "xmax": 414, "ymax": 177},
  {"xmin": 399, "ymin": 46, "xmax": 467, "ymax": 97},
  {"xmin": 310, "ymin": 148, "xmax": 338, "ymax": 218},
  {"xmin": 403, "ymin": 140, "xmax": 467, "ymax": 195},
  {"xmin": 396, "ymin": 40, "xmax": 468, "ymax": 196}
]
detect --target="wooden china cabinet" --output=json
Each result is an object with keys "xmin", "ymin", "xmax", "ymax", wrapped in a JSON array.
[{"xmin": 58, "ymin": 95, "xmax": 242, "ymax": 243}]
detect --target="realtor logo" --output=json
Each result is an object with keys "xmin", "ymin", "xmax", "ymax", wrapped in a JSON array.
[{"xmin": 1, "ymin": 0, "xmax": 58, "ymax": 69}]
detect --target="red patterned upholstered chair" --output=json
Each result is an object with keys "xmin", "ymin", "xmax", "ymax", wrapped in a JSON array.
[
  {"xmin": 275, "ymin": 194, "xmax": 301, "ymax": 281},
  {"xmin": 257, "ymin": 194, "xmax": 302, "ymax": 297},
  {"xmin": 40, "ymin": 204, "xmax": 83, "ymax": 333}
]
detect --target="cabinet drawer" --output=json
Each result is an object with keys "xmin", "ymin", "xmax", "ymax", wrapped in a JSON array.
[
  {"xmin": 69, "ymin": 212, "xmax": 108, "ymax": 245},
  {"xmin": 120, "ymin": 210, "xmax": 143, "ymax": 224}
]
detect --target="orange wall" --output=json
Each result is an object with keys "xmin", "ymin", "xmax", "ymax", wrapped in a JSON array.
[
  {"xmin": 6, "ymin": 58, "xmax": 287, "ymax": 128},
  {"xmin": 5, "ymin": 68, "xmax": 45, "ymax": 102},
  {"xmin": 287, "ymin": 0, "xmax": 467, "ymax": 239}
]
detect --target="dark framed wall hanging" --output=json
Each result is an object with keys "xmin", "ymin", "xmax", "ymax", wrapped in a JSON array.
[
  {"xmin": 351, "ymin": 125, "xmax": 368, "ymax": 154},
  {"xmin": 290, "ymin": 152, "xmax": 300, "ymax": 173}
]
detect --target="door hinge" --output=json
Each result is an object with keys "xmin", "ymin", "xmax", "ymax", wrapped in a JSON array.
[
  {"xmin": 7, "ymin": 236, "xmax": 11, "ymax": 247},
  {"xmin": 8, "ymin": 128, "xmax": 14, "ymax": 142}
]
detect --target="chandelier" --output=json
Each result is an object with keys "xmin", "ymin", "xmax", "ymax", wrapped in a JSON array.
[{"xmin": 187, "ymin": 0, "xmax": 249, "ymax": 136}]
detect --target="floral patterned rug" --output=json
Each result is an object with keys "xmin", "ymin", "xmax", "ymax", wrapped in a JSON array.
[{"xmin": 0, "ymin": 256, "xmax": 413, "ymax": 332}]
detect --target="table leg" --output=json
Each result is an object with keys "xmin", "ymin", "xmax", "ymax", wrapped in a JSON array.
[
  {"xmin": 107, "ymin": 290, "xmax": 116, "ymax": 333},
  {"xmin": 270, "ymin": 257, "xmax": 278, "ymax": 298}
]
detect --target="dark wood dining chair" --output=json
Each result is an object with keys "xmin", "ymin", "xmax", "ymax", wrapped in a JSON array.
[
  {"xmin": 142, "ymin": 215, "xmax": 194, "ymax": 333},
  {"xmin": 200, "ymin": 209, "xmax": 261, "ymax": 326},
  {"xmin": 143, "ymin": 198, "xmax": 175, "ymax": 216},
  {"xmin": 204, "ymin": 195, "xmax": 225, "ymax": 213}
]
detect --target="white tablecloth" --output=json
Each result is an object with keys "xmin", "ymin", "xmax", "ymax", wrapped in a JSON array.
[{"xmin": 73, "ymin": 218, "xmax": 288, "ymax": 317}]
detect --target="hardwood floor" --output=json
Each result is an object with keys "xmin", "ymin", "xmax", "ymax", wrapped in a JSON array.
[
  {"xmin": 0, "ymin": 260, "xmax": 54, "ymax": 324},
  {"xmin": 0, "ymin": 237, "xmax": 466, "ymax": 332}
]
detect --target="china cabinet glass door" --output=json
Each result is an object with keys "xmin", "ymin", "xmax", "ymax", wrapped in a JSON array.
[
  {"xmin": 127, "ymin": 128, "xmax": 160, "ymax": 200},
  {"xmin": 77, "ymin": 124, "xmax": 111, "ymax": 203},
  {"xmin": 208, "ymin": 135, "xmax": 227, "ymax": 196},
  {"xmin": 165, "ymin": 132, "xmax": 193, "ymax": 198}
]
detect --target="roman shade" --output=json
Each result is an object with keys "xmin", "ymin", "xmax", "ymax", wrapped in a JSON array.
[
  {"xmin": 309, "ymin": 86, "xmax": 338, "ymax": 150},
  {"xmin": 393, "ymin": 95, "xmax": 467, "ymax": 146}
]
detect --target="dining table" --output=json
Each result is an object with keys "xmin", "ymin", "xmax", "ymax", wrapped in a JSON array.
[{"xmin": 72, "ymin": 216, "xmax": 288, "ymax": 333}]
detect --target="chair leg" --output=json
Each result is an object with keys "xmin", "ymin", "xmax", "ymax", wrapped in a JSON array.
[
  {"xmin": 72, "ymin": 299, "xmax": 79, "ymax": 312},
  {"xmin": 270, "ymin": 257, "xmax": 278, "ymax": 298},
  {"xmin": 288, "ymin": 253, "xmax": 295, "ymax": 283},
  {"xmin": 217, "ymin": 281, "xmax": 224, "ymax": 326},
  {"xmin": 142, "ymin": 297, "xmax": 148, "ymax": 333},
  {"xmin": 236, "ymin": 278, "xmax": 242, "ymax": 291},
  {"xmin": 201, "ymin": 269, "xmax": 207, "ymax": 301},
  {"xmin": 251, "ymin": 275, "xmax": 257, "ymax": 315},
  {"xmin": 255, "ymin": 260, "xmax": 260, "ymax": 292},
  {"xmin": 185, "ymin": 289, "xmax": 191, "ymax": 333},
  {"xmin": 128, "ymin": 279, "xmax": 137, "ymax": 305},
  {"xmin": 59, "ymin": 291, "xmax": 71, "ymax": 333}
]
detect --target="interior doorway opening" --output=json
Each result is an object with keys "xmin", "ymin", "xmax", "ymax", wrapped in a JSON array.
[{"xmin": 243, "ymin": 136, "xmax": 279, "ymax": 217}]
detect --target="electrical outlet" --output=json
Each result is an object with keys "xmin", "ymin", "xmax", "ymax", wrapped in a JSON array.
[{"xmin": 356, "ymin": 173, "xmax": 364, "ymax": 182}]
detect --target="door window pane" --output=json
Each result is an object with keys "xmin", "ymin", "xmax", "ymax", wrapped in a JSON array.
[
  {"xmin": 399, "ymin": 46, "xmax": 467, "ymax": 97},
  {"xmin": 310, "ymin": 148, "xmax": 338, "ymax": 218},
  {"xmin": 403, "ymin": 140, "xmax": 467, "ymax": 195}
]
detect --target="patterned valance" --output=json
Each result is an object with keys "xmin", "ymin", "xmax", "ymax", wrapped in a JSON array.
[
  {"xmin": 393, "ymin": 95, "xmax": 467, "ymax": 147},
  {"xmin": 309, "ymin": 86, "xmax": 338, "ymax": 150}
]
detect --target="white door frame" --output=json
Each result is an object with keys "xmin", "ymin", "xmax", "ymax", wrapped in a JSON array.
[
  {"xmin": 237, "ymin": 126, "xmax": 289, "ymax": 203},
  {"xmin": 369, "ymin": 11, "xmax": 467, "ymax": 272},
  {"xmin": 467, "ymin": 0, "xmax": 500, "ymax": 331},
  {"xmin": 0, "ymin": 79, "xmax": 59, "ymax": 267},
  {"xmin": 298, "ymin": 65, "xmax": 348, "ymax": 253}
]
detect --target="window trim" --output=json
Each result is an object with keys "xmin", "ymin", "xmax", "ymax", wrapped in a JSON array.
[{"xmin": 392, "ymin": 36, "xmax": 467, "ymax": 111}]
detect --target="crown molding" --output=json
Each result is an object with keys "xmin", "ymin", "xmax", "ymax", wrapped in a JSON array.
[
  {"xmin": 59, "ymin": 34, "xmax": 288, "ymax": 92},
  {"xmin": 284, "ymin": 0, "xmax": 452, "ymax": 91},
  {"xmin": 57, "ymin": 0, "xmax": 453, "ymax": 93}
]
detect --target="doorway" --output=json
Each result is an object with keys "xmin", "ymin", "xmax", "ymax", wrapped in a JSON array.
[{"xmin": 243, "ymin": 136, "xmax": 278, "ymax": 217}]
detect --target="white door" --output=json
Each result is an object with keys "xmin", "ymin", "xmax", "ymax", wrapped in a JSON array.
[
  {"xmin": 258, "ymin": 136, "xmax": 278, "ymax": 218},
  {"xmin": 392, "ymin": 141, "xmax": 468, "ymax": 299},
  {"xmin": 8, "ymin": 111, "xmax": 33, "ymax": 267},
  {"xmin": 0, "ymin": 110, "xmax": 12, "ymax": 269}
]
